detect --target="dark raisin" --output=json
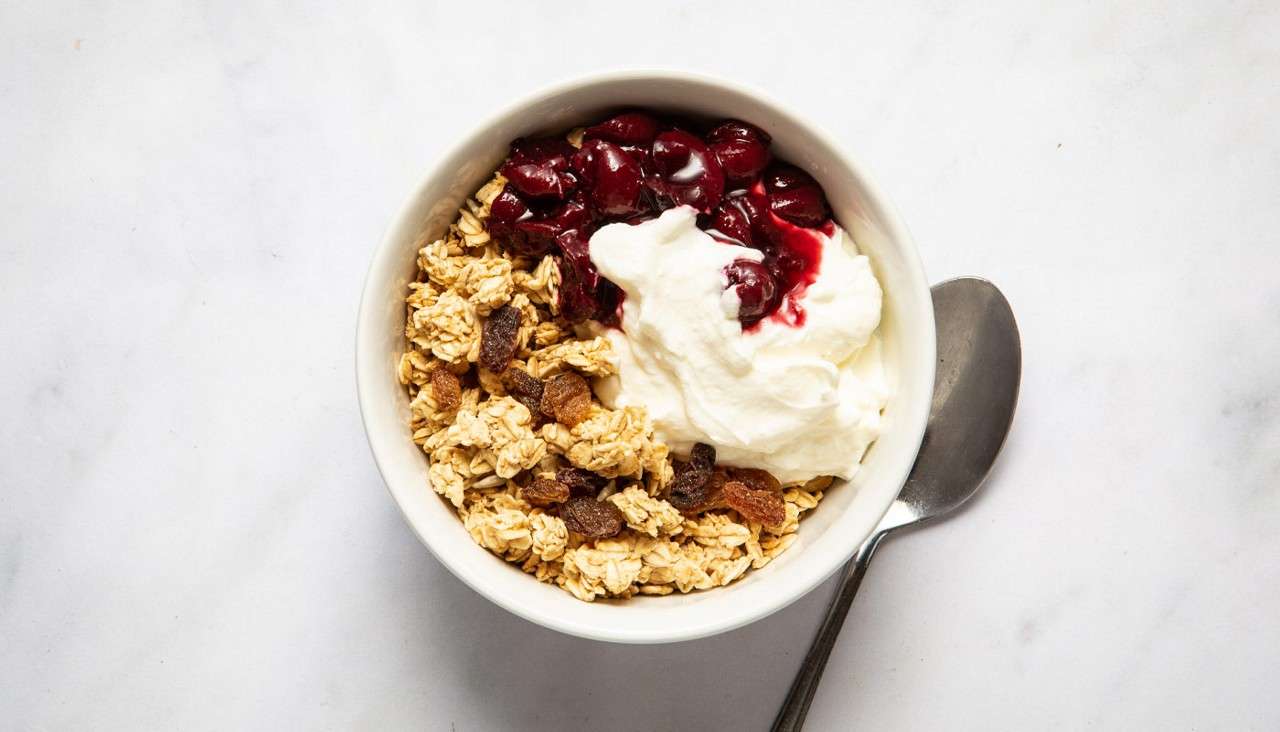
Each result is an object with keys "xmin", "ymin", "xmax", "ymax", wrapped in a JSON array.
[
  {"xmin": 479, "ymin": 305, "xmax": 521, "ymax": 373},
  {"xmin": 429, "ymin": 368, "xmax": 461, "ymax": 412},
  {"xmin": 689, "ymin": 442, "xmax": 716, "ymax": 470},
  {"xmin": 522, "ymin": 477, "xmax": 570, "ymax": 506},
  {"xmin": 540, "ymin": 371, "xmax": 592, "ymax": 426},
  {"xmin": 501, "ymin": 367, "xmax": 544, "ymax": 417},
  {"xmin": 559, "ymin": 496, "xmax": 624, "ymax": 538},
  {"xmin": 556, "ymin": 466, "xmax": 607, "ymax": 496},
  {"xmin": 458, "ymin": 366, "xmax": 480, "ymax": 390},
  {"xmin": 667, "ymin": 445, "xmax": 727, "ymax": 514},
  {"xmin": 723, "ymin": 480, "xmax": 786, "ymax": 529}
]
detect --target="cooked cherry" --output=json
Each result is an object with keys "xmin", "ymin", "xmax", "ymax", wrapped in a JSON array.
[
  {"xmin": 489, "ymin": 185, "xmax": 529, "ymax": 229},
  {"xmin": 707, "ymin": 120, "xmax": 772, "ymax": 146},
  {"xmin": 710, "ymin": 198, "xmax": 754, "ymax": 246},
  {"xmin": 491, "ymin": 113, "xmax": 835, "ymax": 331},
  {"xmin": 763, "ymin": 164, "xmax": 817, "ymax": 192},
  {"xmin": 554, "ymin": 225, "xmax": 624, "ymax": 325},
  {"xmin": 737, "ymin": 193, "xmax": 781, "ymax": 251},
  {"xmin": 573, "ymin": 140, "xmax": 645, "ymax": 216},
  {"xmin": 724, "ymin": 259, "xmax": 778, "ymax": 325},
  {"xmin": 555, "ymin": 229, "xmax": 602, "ymax": 323},
  {"xmin": 773, "ymin": 247, "xmax": 807, "ymax": 277},
  {"xmin": 504, "ymin": 221, "xmax": 559, "ymax": 256},
  {"xmin": 651, "ymin": 130, "xmax": 705, "ymax": 176},
  {"xmin": 551, "ymin": 191, "xmax": 591, "ymax": 230},
  {"xmin": 712, "ymin": 138, "xmax": 771, "ymax": 187},
  {"xmin": 769, "ymin": 185, "xmax": 829, "ymax": 227},
  {"xmin": 584, "ymin": 112, "xmax": 660, "ymax": 145},
  {"xmin": 649, "ymin": 130, "xmax": 725, "ymax": 212},
  {"xmin": 507, "ymin": 137, "xmax": 575, "ymax": 168},
  {"xmin": 594, "ymin": 278, "xmax": 624, "ymax": 328},
  {"xmin": 502, "ymin": 162, "xmax": 575, "ymax": 200}
]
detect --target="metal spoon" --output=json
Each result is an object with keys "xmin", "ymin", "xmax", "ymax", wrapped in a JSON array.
[{"xmin": 772, "ymin": 277, "xmax": 1022, "ymax": 731}]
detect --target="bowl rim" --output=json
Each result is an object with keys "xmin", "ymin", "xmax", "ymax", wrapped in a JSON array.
[{"xmin": 356, "ymin": 68, "xmax": 934, "ymax": 643}]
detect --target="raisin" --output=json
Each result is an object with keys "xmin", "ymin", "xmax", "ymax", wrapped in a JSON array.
[
  {"xmin": 479, "ymin": 305, "xmax": 521, "ymax": 373},
  {"xmin": 559, "ymin": 496, "xmax": 624, "ymax": 538},
  {"xmin": 727, "ymin": 467, "xmax": 781, "ymax": 495},
  {"xmin": 689, "ymin": 442, "xmax": 716, "ymax": 471},
  {"xmin": 429, "ymin": 368, "xmax": 461, "ymax": 412},
  {"xmin": 501, "ymin": 367, "xmax": 544, "ymax": 418},
  {"xmin": 723, "ymin": 480, "xmax": 786, "ymax": 529},
  {"xmin": 540, "ymin": 371, "xmax": 592, "ymax": 426},
  {"xmin": 666, "ymin": 443, "xmax": 716, "ymax": 512},
  {"xmin": 668, "ymin": 462, "xmax": 727, "ymax": 514},
  {"xmin": 458, "ymin": 365, "xmax": 480, "ymax": 390},
  {"xmin": 556, "ymin": 466, "xmax": 607, "ymax": 496},
  {"xmin": 522, "ymin": 477, "xmax": 570, "ymax": 506}
]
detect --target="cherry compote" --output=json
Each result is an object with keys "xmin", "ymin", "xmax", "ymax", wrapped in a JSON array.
[{"xmin": 489, "ymin": 111, "xmax": 834, "ymax": 328}]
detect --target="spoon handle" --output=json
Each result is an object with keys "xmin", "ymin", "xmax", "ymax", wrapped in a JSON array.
[{"xmin": 770, "ymin": 530, "xmax": 888, "ymax": 732}]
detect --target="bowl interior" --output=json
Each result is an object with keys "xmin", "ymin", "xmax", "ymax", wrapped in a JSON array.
[{"xmin": 357, "ymin": 72, "xmax": 934, "ymax": 643}]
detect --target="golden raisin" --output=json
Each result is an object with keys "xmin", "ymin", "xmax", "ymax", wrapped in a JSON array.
[
  {"xmin": 723, "ymin": 480, "xmax": 786, "ymax": 529},
  {"xmin": 727, "ymin": 467, "xmax": 781, "ymax": 494},
  {"xmin": 429, "ymin": 368, "xmax": 461, "ymax": 412},
  {"xmin": 479, "ymin": 305, "xmax": 521, "ymax": 373},
  {"xmin": 539, "ymin": 371, "xmax": 592, "ymax": 426},
  {"xmin": 522, "ymin": 477, "xmax": 570, "ymax": 505}
]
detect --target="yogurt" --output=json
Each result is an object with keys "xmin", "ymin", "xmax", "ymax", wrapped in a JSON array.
[{"xmin": 589, "ymin": 206, "xmax": 889, "ymax": 484}]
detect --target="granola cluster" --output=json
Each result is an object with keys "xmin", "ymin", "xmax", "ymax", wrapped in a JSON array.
[{"xmin": 399, "ymin": 167, "xmax": 836, "ymax": 602}]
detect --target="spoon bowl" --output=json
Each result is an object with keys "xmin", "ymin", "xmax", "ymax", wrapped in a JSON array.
[
  {"xmin": 882, "ymin": 276, "xmax": 1022, "ymax": 530},
  {"xmin": 773, "ymin": 276, "xmax": 1022, "ymax": 731}
]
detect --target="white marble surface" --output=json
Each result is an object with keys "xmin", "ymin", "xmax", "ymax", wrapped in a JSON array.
[{"xmin": 3, "ymin": 1, "xmax": 1278, "ymax": 729}]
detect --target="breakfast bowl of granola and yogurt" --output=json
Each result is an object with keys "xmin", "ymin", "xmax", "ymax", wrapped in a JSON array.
[{"xmin": 356, "ymin": 71, "xmax": 934, "ymax": 643}]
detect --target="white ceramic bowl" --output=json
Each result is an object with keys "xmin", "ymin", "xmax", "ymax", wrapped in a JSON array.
[{"xmin": 357, "ymin": 71, "xmax": 934, "ymax": 644}]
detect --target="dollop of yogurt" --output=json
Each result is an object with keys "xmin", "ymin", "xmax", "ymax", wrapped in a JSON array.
[{"xmin": 589, "ymin": 206, "xmax": 889, "ymax": 484}]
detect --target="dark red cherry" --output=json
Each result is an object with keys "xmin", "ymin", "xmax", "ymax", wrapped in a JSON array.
[
  {"xmin": 724, "ymin": 259, "xmax": 778, "ymax": 325},
  {"xmin": 550, "ymin": 191, "xmax": 592, "ymax": 231},
  {"xmin": 769, "ymin": 185, "xmax": 829, "ymax": 227},
  {"xmin": 502, "ymin": 162, "xmax": 575, "ymax": 200},
  {"xmin": 556, "ymin": 229, "xmax": 603, "ymax": 323},
  {"xmin": 489, "ymin": 186, "xmax": 550, "ymax": 255},
  {"xmin": 764, "ymin": 164, "xmax": 818, "ymax": 192},
  {"xmin": 594, "ymin": 278, "xmax": 624, "ymax": 328},
  {"xmin": 707, "ymin": 120, "xmax": 772, "ymax": 146},
  {"xmin": 500, "ymin": 192, "xmax": 592, "ymax": 258},
  {"xmin": 712, "ymin": 137, "xmax": 771, "ymax": 187},
  {"xmin": 650, "ymin": 130, "xmax": 725, "ymax": 212},
  {"xmin": 710, "ymin": 198, "xmax": 753, "ymax": 246},
  {"xmin": 505, "ymin": 221, "xmax": 559, "ymax": 257},
  {"xmin": 501, "ymin": 137, "xmax": 578, "ymax": 201},
  {"xmin": 584, "ymin": 112, "xmax": 660, "ymax": 145},
  {"xmin": 573, "ymin": 140, "xmax": 645, "ymax": 216},
  {"xmin": 651, "ymin": 130, "xmax": 703, "ymax": 177},
  {"xmin": 737, "ymin": 193, "xmax": 781, "ymax": 251},
  {"xmin": 773, "ymin": 247, "xmax": 808, "ymax": 278},
  {"xmin": 489, "ymin": 185, "xmax": 529, "ymax": 229},
  {"xmin": 507, "ymin": 137, "xmax": 576, "ymax": 168}
]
